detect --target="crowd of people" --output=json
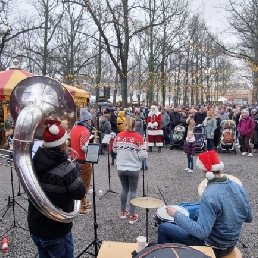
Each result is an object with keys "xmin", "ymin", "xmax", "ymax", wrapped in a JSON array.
[{"xmin": 89, "ymin": 103, "xmax": 258, "ymax": 157}]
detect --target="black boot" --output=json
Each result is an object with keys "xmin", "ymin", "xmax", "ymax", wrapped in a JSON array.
[
  {"xmin": 149, "ymin": 146, "xmax": 152, "ymax": 152},
  {"xmin": 158, "ymin": 147, "xmax": 161, "ymax": 153},
  {"xmin": 170, "ymin": 145, "xmax": 173, "ymax": 150}
]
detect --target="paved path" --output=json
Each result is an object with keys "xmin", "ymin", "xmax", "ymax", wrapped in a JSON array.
[{"xmin": 0, "ymin": 146, "xmax": 257, "ymax": 257}]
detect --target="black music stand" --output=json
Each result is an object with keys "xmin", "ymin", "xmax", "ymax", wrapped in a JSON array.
[
  {"xmin": 142, "ymin": 165, "xmax": 150, "ymax": 243},
  {"xmin": 100, "ymin": 145, "xmax": 118, "ymax": 200},
  {"xmin": 76, "ymin": 144, "xmax": 102, "ymax": 258},
  {"xmin": 0, "ymin": 156, "xmax": 28, "ymax": 238}
]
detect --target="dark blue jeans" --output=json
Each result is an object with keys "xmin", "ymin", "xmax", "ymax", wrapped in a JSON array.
[
  {"xmin": 158, "ymin": 222, "xmax": 235, "ymax": 257},
  {"xmin": 187, "ymin": 154, "xmax": 193, "ymax": 170},
  {"xmin": 142, "ymin": 158, "xmax": 148, "ymax": 168},
  {"xmin": 31, "ymin": 232, "xmax": 74, "ymax": 258},
  {"xmin": 110, "ymin": 151, "xmax": 117, "ymax": 164},
  {"xmin": 206, "ymin": 139, "xmax": 214, "ymax": 151},
  {"xmin": 169, "ymin": 130, "xmax": 174, "ymax": 145}
]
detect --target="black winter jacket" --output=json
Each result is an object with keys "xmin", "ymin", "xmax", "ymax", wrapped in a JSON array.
[
  {"xmin": 28, "ymin": 147, "xmax": 85, "ymax": 240},
  {"xmin": 194, "ymin": 112, "xmax": 207, "ymax": 125},
  {"xmin": 169, "ymin": 112, "xmax": 181, "ymax": 129}
]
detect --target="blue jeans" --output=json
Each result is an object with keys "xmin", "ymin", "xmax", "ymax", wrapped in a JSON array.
[
  {"xmin": 206, "ymin": 139, "xmax": 214, "ymax": 151},
  {"xmin": 118, "ymin": 170, "xmax": 139, "ymax": 216},
  {"xmin": 169, "ymin": 130, "xmax": 174, "ymax": 145},
  {"xmin": 187, "ymin": 154, "xmax": 193, "ymax": 170},
  {"xmin": 31, "ymin": 232, "xmax": 74, "ymax": 258},
  {"xmin": 110, "ymin": 151, "xmax": 116, "ymax": 164},
  {"xmin": 158, "ymin": 222, "xmax": 235, "ymax": 257},
  {"xmin": 142, "ymin": 158, "xmax": 148, "ymax": 168}
]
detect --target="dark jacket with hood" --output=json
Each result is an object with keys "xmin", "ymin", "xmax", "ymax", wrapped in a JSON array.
[
  {"xmin": 27, "ymin": 147, "xmax": 86, "ymax": 240},
  {"xmin": 169, "ymin": 112, "xmax": 181, "ymax": 129}
]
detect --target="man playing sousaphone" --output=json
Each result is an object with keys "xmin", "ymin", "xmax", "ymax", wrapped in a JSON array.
[{"xmin": 158, "ymin": 150, "xmax": 253, "ymax": 257}]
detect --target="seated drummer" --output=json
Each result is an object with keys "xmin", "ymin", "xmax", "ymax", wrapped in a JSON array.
[{"xmin": 158, "ymin": 150, "xmax": 253, "ymax": 258}]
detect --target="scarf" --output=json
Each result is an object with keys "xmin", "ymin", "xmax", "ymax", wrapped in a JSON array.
[
  {"xmin": 76, "ymin": 121, "xmax": 92, "ymax": 132},
  {"xmin": 186, "ymin": 136, "xmax": 195, "ymax": 142},
  {"xmin": 207, "ymin": 175, "xmax": 228, "ymax": 185}
]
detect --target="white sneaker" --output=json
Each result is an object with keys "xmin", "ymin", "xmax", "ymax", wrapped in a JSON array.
[
  {"xmin": 242, "ymin": 152, "xmax": 247, "ymax": 156},
  {"xmin": 248, "ymin": 153, "xmax": 253, "ymax": 157},
  {"xmin": 184, "ymin": 168, "xmax": 189, "ymax": 171},
  {"xmin": 188, "ymin": 169, "xmax": 193, "ymax": 173}
]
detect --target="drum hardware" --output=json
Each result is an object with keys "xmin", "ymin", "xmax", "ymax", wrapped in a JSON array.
[
  {"xmin": 130, "ymin": 197, "xmax": 164, "ymax": 243},
  {"xmin": 157, "ymin": 185, "xmax": 167, "ymax": 206},
  {"xmin": 0, "ymin": 150, "xmax": 28, "ymax": 238},
  {"xmin": 198, "ymin": 174, "xmax": 243, "ymax": 196},
  {"xmin": 130, "ymin": 197, "xmax": 164, "ymax": 209}
]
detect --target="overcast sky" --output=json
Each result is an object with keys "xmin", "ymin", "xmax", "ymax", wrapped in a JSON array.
[{"xmin": 193, "ymin": 0, "xmax": 229, "ymax": 33}]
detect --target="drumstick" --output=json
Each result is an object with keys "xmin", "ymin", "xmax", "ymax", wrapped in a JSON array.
[{"xmin": 157, "ymin": 185, "xmax": 167, "ymax": 206}]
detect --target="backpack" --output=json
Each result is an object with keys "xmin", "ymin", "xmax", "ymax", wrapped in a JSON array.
[
  {"xmin": 100, "ymin": 122, "xmax": 105, "ymax": 132},
  {"xmin": 223, "ymin": 130, "xmax": 234, "ymax": 143},
  {"xmin": 132, "ymin": 243, "xmax": 211, "ymax": 258}
]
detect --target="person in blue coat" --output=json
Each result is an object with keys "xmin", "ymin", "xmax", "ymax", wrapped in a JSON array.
[{"xmin": 158, "ymin": 150, "xmax": 253, "ymax": 258}]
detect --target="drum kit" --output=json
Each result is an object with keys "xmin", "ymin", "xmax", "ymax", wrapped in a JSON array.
[{"xmin": 131, "ymin": 173, "xmax": 243, "ymax": 244}]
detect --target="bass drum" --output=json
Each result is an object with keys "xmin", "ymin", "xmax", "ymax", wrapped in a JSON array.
[
  {"xmin": 133, "ymin": 243, "xmax": 211, "ymax": 258},
  {"xmin": 155, "ymin": 205, "xmax": 189, "ymax": 225}
]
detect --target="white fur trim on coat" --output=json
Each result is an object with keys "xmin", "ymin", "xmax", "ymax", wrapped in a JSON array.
[{"xmin": 147, "ymin": 129, "xmax": 163, "ymax": 136}]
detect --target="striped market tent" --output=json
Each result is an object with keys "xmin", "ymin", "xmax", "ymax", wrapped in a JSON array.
[{"xmin": 0, "ymin": 69, "xmax": 90, "ymax": 102}]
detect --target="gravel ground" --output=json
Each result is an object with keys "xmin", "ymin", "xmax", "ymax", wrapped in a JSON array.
[{"xmin": 0, "ymin": 146, "xmax": 257, "ymax": 258}]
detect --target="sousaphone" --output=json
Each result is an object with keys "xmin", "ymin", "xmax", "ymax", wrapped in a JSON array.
[{"xmin": 10, "ymin": 76, "xmax": 80, "ymax": 223}]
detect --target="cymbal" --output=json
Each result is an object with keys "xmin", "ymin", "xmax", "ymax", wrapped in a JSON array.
[
  {"xmin": 198, "ymin": 174, "xmax": 242, "ymax": 196},
  {"xmin": 130, "ymin": 197, "xmax": 164, "ymax": 209}
]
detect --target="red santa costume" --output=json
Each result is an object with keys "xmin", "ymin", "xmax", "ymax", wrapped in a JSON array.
[{"xmin": 147, "ymin": 105, "xmax": 163, "ymax": 150}]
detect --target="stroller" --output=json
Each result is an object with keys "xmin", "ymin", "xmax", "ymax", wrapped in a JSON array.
[
  {"xmin": 193, "ymin": 126, "xmax": 206, "ymax": 152},
  {"xmin": 170, "ymin": 124, "xmax": 186, "ymax": 150},
  {"xmin": 218, "ymin": 120, "xmax": 236, "ymax": 154}
]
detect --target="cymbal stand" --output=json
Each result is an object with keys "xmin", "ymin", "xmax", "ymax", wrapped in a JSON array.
[
  {"xmin": 76, "ymin": 164, "xmax": 101, "ymax": 257},
  {"xmin": 142, "ymin": 165, "xmax": 149, "ymax": 243},
  {"xmin": 0, "ymin": 160, "xmax": 28, "ymax": 238},
  {"xmin": 100, "ymin": 147, "xmax": 118, "ymax": 199}
]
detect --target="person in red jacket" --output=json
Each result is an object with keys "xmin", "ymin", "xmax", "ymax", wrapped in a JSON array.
[
  {"xmin": 70, "ymin": 108, "xmax": 92, "ymax": 214},
  {"xmin": 146, "ymin": 105, "xmax": 163, "ymax": 152},
  {"xmin": 237, "ymin": 109, "xmax": 255, "ymax": 157},
  {"xmin": 183, "ymin": 131, "xmax": 195, "ymax": 172},
  {"xmin": 109, "ymin": 132, "xmax": 116, "ymax": 165}
]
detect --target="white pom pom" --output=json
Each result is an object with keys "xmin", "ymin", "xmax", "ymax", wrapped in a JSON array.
[
  {"xmin": 49, "ymin": 124, "xmax": 59, "ymax": 135},
  {"xmin": 206, "ymin": 172, "xmax": 215, "ymax": 180}
]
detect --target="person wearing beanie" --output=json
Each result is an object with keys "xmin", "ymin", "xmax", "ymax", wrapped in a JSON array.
[
  {"xmin": 70, "ymin": 108, "xmax": 93, "ymax": 214},
  {"xmin": 28, "ymin": 120, "xmax": 86, "ymax": 258},
  {"xmin": 158, "ymin": 150, "xmax": 253, "ymax": 258}
]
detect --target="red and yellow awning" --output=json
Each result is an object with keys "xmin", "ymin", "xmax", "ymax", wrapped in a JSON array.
[
  {"xmin": 0, "ymin": 69, "xmax": 35, "ymax": 100},
  {"xmin": 0, "ymin": 69, "xmax": 90, "ymax": 101}
]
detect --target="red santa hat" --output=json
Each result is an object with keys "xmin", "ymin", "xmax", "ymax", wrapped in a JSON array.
[
  {"xmin": 42, "ymin": 120, "xmax": 68, "ymax": 148},
  {"xmin": 196, "ymin": 150, "xmax": 224, "ymax": 180}
]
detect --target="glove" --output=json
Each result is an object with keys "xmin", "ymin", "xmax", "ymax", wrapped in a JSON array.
[
  {"xmin": 148, "ymin": 122, "xmax": 152, "ymax": 127},
  {"xmin": 153, "ymin": 122, "xmax": 158, "ymax": 127}
]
